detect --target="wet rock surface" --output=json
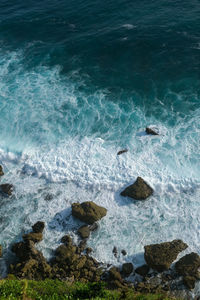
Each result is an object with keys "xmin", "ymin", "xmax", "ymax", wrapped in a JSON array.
[
  {"xmin": 117, "ymin": 149, "xmax": 128, "ymax": 155},
  {"xmin": 144, "ymin": 239, "xmax": 188, "ymax": 272},
  {"xmin": 71, "ymin": 201, "xmax": 107, "ymax": 224},
  {"xmin": 0, "ymin": 183, "xmax": 13, "ymax": 195},
  {"xmin": 135, "ymin": 264, "xmax": 150, "ymax": 277},
  {"xmin": 0, "ymin": 165, "xmax": 4, "ymax": 176},
  {"xmin": 0, "ymin": 245, "xmax": 2, "ymax": 257},
  {"xmin": 32, "ymin": 221, "xmax": 45, "ymax": 233},
  {"xmin": 121, "ymin": 177, "xmax": 153, "ymax": 200},
  {"xmin": 146, "ymin": 127, "xmax": 159, "ymax": 135},
  {"xmin": 77, "ymin": 225, "xmax": 90, "ymax": 239},
  {"xmin": 121, "ymin": 263, "xmax": 134, "ymax": 277}
]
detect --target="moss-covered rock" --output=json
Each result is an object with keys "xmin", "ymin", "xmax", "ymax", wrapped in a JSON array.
[
  {"xmin": 144, "ymin": 239, "xmax": 188, "ymax": 272},
  {"xmin": 175, "ymin": 252, "xmax": 200, "ymax": 278},
  {"xmin": 23, "ymin": 232, "xmax": 43, "ymax": 243},
  {"xmin": 78, "ymin": 225, "xmax": 90, "ymax": 239},
  {"xmin": 121, "ymin": 177, "xmax": 153, "ymax": 200},
  {"xmin": 72, "ymin": 201, "xmax": 107, "ymax": 224}
]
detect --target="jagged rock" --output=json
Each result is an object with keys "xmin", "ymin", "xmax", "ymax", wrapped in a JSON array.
[
  {"xmin": 112, "ymin": 246, "xmax": 117, "ymax": 258},
  {"xmin": 121, "ymin": 177, "xmax": 153, "ymax": 200},
  {"xmin": 0, "ymin": 165, "xmax": 4, "ymax": 176},
  {"xmin": 146, "ymin": 127, "xmax": 159, "ymax": 135},
  {"xmin": 0, "ymin": 184, "xmax": 13, "ymax": 195},
  {"xmin": 117, "ymin": 149, "xmax": 128, "ymax": 156},
  {"xmin": 144, "ymin": 240, "xmax": 188, "ymax": 272},
  {"xmin": 121, "ymin": 249, "xmax": 127, "ymax": 256},
  {"xmin": 0, "ymin": 245, "xmax": 2, "ymax": 257},
  {"xmin": 135, "ymin": 264, "xmax": 150, "ymax": 277},
  {"xmin": 71, "ymin": 201, "xmax": 107, "ymax": 224},
  {"xmin": 23, "ymin": 232, "xmax": 43, "ymax": 243},
  {"xmin": 77, "ymin": 225, "xmax": 90, "ymax": 239},
  {"xmin": 86, "ymin": 247, "xmax": 93, "ymax": 255},
  {"xmin": 32, "ymin": 221, "xmax": 45, "ymax": 233},
  {"xmin": 175, "ymin": 252, "xmax": 200, "ymax": 278},
  {"xmin": 78, "ymin": 240, "xmax": 87, "ymax": 253},
  {"xmin": 61, "ymin": 235, "xmax": 73, "ymax": 245},
  {"xmin": 121, "ymin": 263, "xmax": 134, "ymax": 277},
  {"xmin": 11, "ymin": 240, "xmax": 52, "ymax": 279},
  {"xmin": 183, "ymin": 276, "xmax": 196, "ymax": 290}
]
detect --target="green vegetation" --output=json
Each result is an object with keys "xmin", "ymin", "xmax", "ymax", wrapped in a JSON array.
[{"xmin": 0, "ymin": 279, "xmax": 173, "ymax": 300}]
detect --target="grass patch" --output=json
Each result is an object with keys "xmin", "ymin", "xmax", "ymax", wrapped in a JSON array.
[{"xmin": 0, "ymin": 279, "xmax": 175, "ymax": 300}]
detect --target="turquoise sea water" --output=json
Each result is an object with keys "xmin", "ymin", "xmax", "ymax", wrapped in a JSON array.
[{"xmin": 0, "ymin": 0, "xmax": 200, "ymax": 289}]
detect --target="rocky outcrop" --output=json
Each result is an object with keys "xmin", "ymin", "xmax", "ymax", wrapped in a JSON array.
[
  {"xmin": 0, "ymin": 165, "xmax": 4, "ymax": 176},
  {"xmin": 121, "ymin": 177, "xmax": 153, "ymax": 200},
  {"xmin": 0, "ymin": 184, "xmax": 13, "ymax": 195},
  {"xmin": 72, "ymin": 201, "xmax": 107, "ymax": 224},
  {"xmin": 175, "ymin": 252, "xmax": 200, "ymax": 289},
  {"xmin": 117, "ymin": 149, "xmax": 128, "ymax": 156},
  {"xmin": 144, "ymin": 240, "xmax": 188, "ymax": 272},
  {"xmin": 146, "ymin": 127, "xmax": 159, "ymax": 135},
  {"xmin": 51, "ymin": 237, "xmax": 103, "ymax": 282},
  {"xmin": 11, "ymin": 240, "xmax": 52, "ymax": 280}
]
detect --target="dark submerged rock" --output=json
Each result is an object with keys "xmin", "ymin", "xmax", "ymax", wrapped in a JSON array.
[
  {"xmin": 121, "ymin": 263, "xmax": 134, "ymax": 277},
  {"xmin": 117, "ymin": 149, "xmax": 128, "ymax": 156},
  {"xmin": 146, "ymin": 127, "xmax": 159, "ymax": 135},
  {"xmin": 71, "ymin": 201, "xmax": 107, "ymax": 224},
  {"xmin": 0, "ymin": 165, "xmax": 4, "ymax": 176},
  {"xmin": 175, "ymin": 252, "xmax": 200, "ymax": 278},
  {"xmin": 144, "ymin": 239, "xmax": 188, "ymax": 272},
  {"xmin": 32, "ymin": 221, "xmax": 45, "ymax": 233},
  {"xmin": 121, "ymin": 249, "xmax": 127, "ymax": 256},
  {"xmin": 135, "ymin": 264, "xmax": 150, "ymax": 277},
  {"xmin": 121, "ymin": 177, "xmax": 153, "ymax": 200},
  {"xmin": 112, "ymin": 246, "xmax": 118, "ymax": 258},
  {"xmin": 0, "ymin": 184, "xmax": 13, "ymax": 196},
  {"xmin": 77, "ymin": 225, "xmax": 90, "ymax": 239},
  {"xmin": 0, "ymin": 245, "xmax": 2, "ymax": 257}
]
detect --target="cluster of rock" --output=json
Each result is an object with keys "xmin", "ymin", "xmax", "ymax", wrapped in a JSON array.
[
  {"xmin": 1, "ymin": 161, "xmax": 200, "ymax": 296},
  {"xmin": 135, "ymin": 240, "xmax": 200, "ymax": 293}
]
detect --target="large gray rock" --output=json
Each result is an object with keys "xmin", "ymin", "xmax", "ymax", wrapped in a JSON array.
[
  {"xmin": 121, "ymin": 177, "xmax": 153, "ymax": 200},
  {"xmin": 144, "ymin": 240, "xmax": 188, "ymax": 272},
  {"xmin": 72, "ymin": 201, "xmax": 107, "ymax": 224}
]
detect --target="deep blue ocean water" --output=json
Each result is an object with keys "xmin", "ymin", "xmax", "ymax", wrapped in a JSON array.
[{"xmin": 0, "ymin": 0, "xmax": 200, "ymax": 290}]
